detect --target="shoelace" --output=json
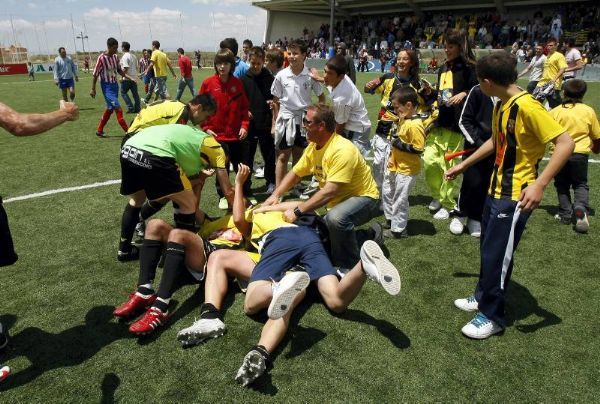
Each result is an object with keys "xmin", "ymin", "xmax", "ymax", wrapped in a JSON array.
[
  {"xmin": 467, "ymin": 296, "xmax": 477, "ymax": 304},
  {"xmin": 471, "ymin": 313, "xmax": 490, "ymax": 328}
]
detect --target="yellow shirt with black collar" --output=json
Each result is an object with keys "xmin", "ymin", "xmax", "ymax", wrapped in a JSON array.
[
  {"xmin": 388, "ymin": 117, "xmax": 425, "ymax": 175},
  {"xmin": 293, "ymin": 133, "xmax": 379, "ymax": 208},
  {"xmin": 489, "ymin": 91, "xmax": 565, "ymax": 201},
  {"xmin": 128, "ymin": 101, "xmax": 188, "ymax": 134}
]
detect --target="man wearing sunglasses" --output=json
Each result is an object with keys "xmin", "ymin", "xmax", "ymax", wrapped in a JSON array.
[{"xmin": 263, "ymin": 104, "xmax": 382, "ymax": 272}]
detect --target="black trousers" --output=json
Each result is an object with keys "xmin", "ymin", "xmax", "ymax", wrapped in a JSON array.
[
  {"xmin": 554, "ymin": 153, "xmax": 589, "ymax": 219},
  {"xmin": 0, "ymin": 199, "xmax": 18, "ymax": 267},
  {"xmin": 217, "ymin": 140, "xmax": 251, "ymax": 197},
  {"xmin": 246, "ymin": 128, "xmax": 276, "ymax": 187},
  {"xmin": 457, "ymin": 155, "xmax": 494, "ymax": 221}
]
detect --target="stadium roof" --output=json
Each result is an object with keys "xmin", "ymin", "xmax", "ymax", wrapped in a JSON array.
[{"xmin": 253, "ymin": 0, "xmax": 589, "ymax": 17}]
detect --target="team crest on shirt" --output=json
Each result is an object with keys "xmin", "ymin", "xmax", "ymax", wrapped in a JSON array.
[{"xmin": 507, "ymin": 119, "xmax": 516, "ymax": 134}]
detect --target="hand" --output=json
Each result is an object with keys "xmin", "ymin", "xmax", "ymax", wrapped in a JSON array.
[
  {"xmin": 308, "ymin": 67, "xmax": 321, "ymax": 81},
  {"xmin": 205, "ymin": 129, "xmax": 217, "ymax": 137},
  {"xmin": 365, "ymin": 78, "xmax": 380, "ymax": 90},
  {"xmin": 518, "ymin": 183, "xmax": 544, "ymax": 212},
  {"xmin": 267, "ymin": 100, "xmax": 274, "ymax": 110},
  {"xmin": 200, "ymin": 168, "xmax": 215, "ymax": 178},
  {"xmin": 283, "ymin": 208, "xmax": 296, "ymax": 223},
  {"xmin": 262, "ymin": 194, "xmax": 279, "ymax": 206},
  {"xmin": 60, "ymin": 100, "xmax": 79, "ymax": 121},
  {"xmin": 447, "ymin": 92, "xmax": 467, "ymax": 106},
  {"xmin": 238, "ymin": 128, "xmax": 248, "ymax": 140},
  {"xmin": 444, "ymin": 163, "xmax": 465, "ymax": 181},
  {"xmin": 235, "ymin": 163, "xmax": 251, "ymax": 185},
  {"xmin": 90, "ymin": 88, "xmax": 96, "ymax": 98}
]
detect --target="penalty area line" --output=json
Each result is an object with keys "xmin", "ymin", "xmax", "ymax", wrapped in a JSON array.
[{"xmin": 3, "ymin": 179, "xmax": 121, "ymax": 203}]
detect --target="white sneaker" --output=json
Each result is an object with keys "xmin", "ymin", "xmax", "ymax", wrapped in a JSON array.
[
  {"xmin": 575, "ymin": 210, "xmax": 589, "ymax": 233},
  {"xmin": 176, "ymin": 318, "xmax": 226, "ymax": 347},
  {"xmin": 449, "ymin": 216, "xmax": 467, "ymax": 235},
  {"xmin": 461, "ymin": 312, "xmax": 503, "ymax": 339},
  {"xmin": 428, "ymin": 199, "xmax": 441, "ymax": 211},
  {"xmin": 267, "ymin": 271, "xmax": 310, "ymax": 319},
  {"xmin": 218, "ymin": 197, "xmax": 228, "ymax": 210},
  {"xmin": 467, "ymin": 219, "xmax": 482, "ymax": 237},
  {"xmin": 360, "ymin": 240, "xmax": 401, "ymax": 295},
  {"xmin": 454, "ymin": 295, "xmax": 479, "ymax": 312},
  {"xmin": 235, "ymin": 349, "xmax": 268, "ymax": 387},
  {"xmin": 433, "ymin": 207, "xmax": 449, "ymax": 220}
]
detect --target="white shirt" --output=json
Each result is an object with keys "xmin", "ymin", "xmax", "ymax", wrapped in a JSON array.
[
  {"xmin": 564, "ymin": 48, "xmax": 582, "ymax": 78},
  {"xmin": 329, "ymin": 75, "xmax": 371, "ymax": 133},
  {"xmin": 528, "ymin": 54, "xmax": 546, "ymax": 81},
  {"xmin": 271, "ymin": 65, "xmax": 323, "ymax": 116},
  {"xmin": 120, "ymin": 52, "xmax": 138, "ymax": 80}
]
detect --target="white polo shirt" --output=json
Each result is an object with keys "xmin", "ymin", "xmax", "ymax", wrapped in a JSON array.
[
  {"xmin": 120, "ymin": 52, "xmax": 138, "ymax": 80},
  {"xmin": 271, "ymin": 65, "xmax": 323, "ymax": 116},
  {"xmin": 329, "ymin": 75, "xmax": 371, "ymax": 133},
  {"xmin": 528, "ymin": 54, "xmax": 546, "ymax": 82}
]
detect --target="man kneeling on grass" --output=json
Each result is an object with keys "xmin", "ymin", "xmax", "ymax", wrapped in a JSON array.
[{"xmin": 175, "ymin": 164, "xmax": 401, "ymax": 387}]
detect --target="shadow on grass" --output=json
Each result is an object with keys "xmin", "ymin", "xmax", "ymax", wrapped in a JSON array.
[
  {"xmin": 538, "ymin": 204, "xmax": 596, "ymax": 218},
  {"xmin": 332, "ymin": 309, "xmax": 411, "ymax": 349},
  {"xmin": 407, "ymin": 219, "xmax": 436, "ymax": 236},
  {"xmin": 0, "ymin": 306, "xmax": 129, "ymax": 392},
  {"xmin": 409, "ymin": 194, "xmax": 433, "ymax": 207},
  {"xmin": 100, "ymin": 372, "xmax": 120, "ymax": 404},
  {"xmin": 452, "ymin": 272, "xmax": 561, "ymax": 333}
]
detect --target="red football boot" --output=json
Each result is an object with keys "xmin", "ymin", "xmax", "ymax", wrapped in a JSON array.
[
  {"xmin": 128, "ymin": 307, "xmax": 168, "ymax": 335},
  {"xmin": 113, "ymin": 293, "xmax": 156, "ymax": 319},
  {"xmin": 0, "ymin": 365, "xmax": 10, "ymax": 383}
]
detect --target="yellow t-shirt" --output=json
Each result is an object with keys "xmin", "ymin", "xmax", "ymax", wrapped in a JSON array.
[
  {"xmin": 489, "ymin": 91, "xmax": 565, "ymax": 201},
  {"xmin": 151, "ymin": 50, "xmax": 169, "ymax": 77},
  {"xmin": 198, "ymin": 212, "xmax": 261, "ymax": 263},
  {"xmin": 537, "ymin": 52, "xmax": 567, "ymax": 90},
  {"xmin": 245, "ymin": 209, "xmax": 295, "ymax": 252},
  {"xmin": 388, "ymin": 118, "xmax": 425, "ymax": 175},
  {"xmin": 200, "ymin": 136, "xmax": 227, "ymax": 169},
  {"xmin": 293, "ymin": 133, "xmax": 379, "ymax": 207},
  {"xmin": 128, "ymin": 101, "xmax": 187, "ymax": 134},
  {"xmin": 550, "ymin": 103, "xmax": 600, "ymax": 154}
]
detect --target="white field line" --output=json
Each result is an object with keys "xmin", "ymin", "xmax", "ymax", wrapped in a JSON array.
[
  {"xmin": 3, "ymin": 179, "xmax": 121, "ymax": 203},
  {"xmin": 3, "ymin": 158, "xmax": 600, "ymax": 204}
]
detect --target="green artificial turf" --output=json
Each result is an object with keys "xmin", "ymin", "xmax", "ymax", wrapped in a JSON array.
[{"xmin": 0, "ymin": 69, "xmax": 599, "ymax": 402}]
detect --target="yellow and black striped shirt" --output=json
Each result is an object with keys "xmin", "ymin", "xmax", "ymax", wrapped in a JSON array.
[
  {"xmin": 489, "ymin": 91, "xmax": 564, "ymax": 201},
  {"xmin": 127, "ymin": 101, "xmax": 189, "ymax": 134}
]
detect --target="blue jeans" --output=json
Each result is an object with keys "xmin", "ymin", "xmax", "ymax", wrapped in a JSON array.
[
  {"xmin": 154, "ymin": 76, "xmax": 167, "ymax": 100},
  {"xmin": 121, "ymin": 80, "xmax": 140, "ymax": 112},
  {"xmin": 175, "ymin": 77, "xmax": 195, "ymax": 101},
  {"xmin": 325, "ymin": 196, "xmax": 379, "ymax": 268}
]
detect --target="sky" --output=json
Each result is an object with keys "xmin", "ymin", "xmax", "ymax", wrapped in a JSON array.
[{"xmin": 0, "ymin": 0, "xmax": 268, "ymax": 56}]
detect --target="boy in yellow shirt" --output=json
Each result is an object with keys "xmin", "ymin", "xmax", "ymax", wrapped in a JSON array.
[
  {"xmin": 445, "ymin": 52, "xmax": 573, "ymax": 339},
  {"xmin": 550, "ymin": 79, "xmax": 600, "ymax": 232},
  {"xmin": 382, "ymin": 87, "xmax": 425, "ymax": 238}
]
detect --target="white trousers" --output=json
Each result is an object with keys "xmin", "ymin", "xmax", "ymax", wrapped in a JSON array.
[
  {"xmin": 382, "ymin": 171, "xmax": 417, "ymax": 233},
  {"xmin": 371, "ymin": 135, "xmax": 390, "ymax": 193}
]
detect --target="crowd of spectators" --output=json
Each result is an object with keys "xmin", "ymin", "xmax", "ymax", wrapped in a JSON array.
[{"xmin": 263, "ymin": 3, "xmax": 599, "ymax": 63}]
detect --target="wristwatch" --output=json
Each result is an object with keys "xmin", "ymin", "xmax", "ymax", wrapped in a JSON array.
[{"xmin": 293, "ymin": 207, "xmax": 303, "ymax": 218}]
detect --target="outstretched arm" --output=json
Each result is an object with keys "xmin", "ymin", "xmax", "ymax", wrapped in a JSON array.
[{"xmin": 0, "ymin": 101, "xmax": 79, "ymax": 137}]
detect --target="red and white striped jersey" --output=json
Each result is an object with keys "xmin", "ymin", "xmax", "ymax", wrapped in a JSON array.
[{"xmin": 93, "ymin": 53, "xmax": 122, "ymax": 83}]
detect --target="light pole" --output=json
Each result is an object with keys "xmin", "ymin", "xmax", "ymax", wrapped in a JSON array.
[{"xmin": 76, "ymin": 31, "xmax": 88, "ymax": 54}]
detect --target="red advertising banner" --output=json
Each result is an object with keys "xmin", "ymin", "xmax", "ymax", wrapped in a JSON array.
[{"xmin": 0, "ymin": 63, "xmax": 28, "ymax": 75}]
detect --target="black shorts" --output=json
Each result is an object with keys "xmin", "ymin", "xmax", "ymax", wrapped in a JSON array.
[
  {"xmin": 277, "ymin": 124, "xmax": 308, "ymax": 150},
  {"xmin": 0, "ymin": 199, "xmax": 18, "ymax": 267},
  {"xmin": 120, "ymin": 146, "xmax": 190, "ymax": 200}
]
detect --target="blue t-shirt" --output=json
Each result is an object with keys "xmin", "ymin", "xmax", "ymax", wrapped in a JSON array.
[{"xmin": 234, "ymin": 58, "xmax": 249, "ymax": 78}]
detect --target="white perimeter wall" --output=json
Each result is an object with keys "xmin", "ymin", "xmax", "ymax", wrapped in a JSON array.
[{"xmin": 265, "ymin": 11, "xmax": 329, "ymax": 44}]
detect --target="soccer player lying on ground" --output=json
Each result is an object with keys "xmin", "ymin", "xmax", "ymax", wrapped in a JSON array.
[
  {"xmin": 112, "ymin": 194, "xmax": 247, "ymax": 335},
  {"xmin": 177, "ymin": 165, "xmax": 402, "ymax": 386},
  {"xmin": 118, "ymin": 113, "xmax": 235, "ymax": 262}
]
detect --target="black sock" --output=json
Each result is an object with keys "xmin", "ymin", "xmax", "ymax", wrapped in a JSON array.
[
  {"xmin": 137, "ymin": 286, "xmax": 154, "ymax": 296},
  {"xmin": 200, "ymin": 303, "xmax": 221, "ymax": 320},
  {"xmin": 152, "ymin": 298, "xmax": 169, "ymax": 312},
  {"xmin": 174, "ymin": 212, "xmax": 197, "ymax": 231},
  {"xmin": 140, "ymin": 200, "xmax": 167, "ymax": 221},
  {"xmin": 137, "ymin": 239, "xmax": 164, "ymax": 286},
  {"xmin": 120, "ymin": 204, "xmax": 142, "ymax": 252},
  {"xmin": 156, "ymin": 242, "xmax": 186, "ymax": 301}
]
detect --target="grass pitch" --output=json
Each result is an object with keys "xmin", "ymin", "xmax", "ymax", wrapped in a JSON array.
[{"xmin": 0, "ymin": 69, "xmax": 599, "ymax": 402}]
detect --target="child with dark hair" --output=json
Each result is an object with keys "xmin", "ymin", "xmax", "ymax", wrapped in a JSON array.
[
  {"xmin": 445, "ymin": 52, "xmax": 574, "ymax": 339},
  {"xmin": 382, "ymin": 87, "xmax": 425, "ymax": 238},
  {"xmin": 549, "ymin": 79, "xmax": 600, "ymax": 233}
]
